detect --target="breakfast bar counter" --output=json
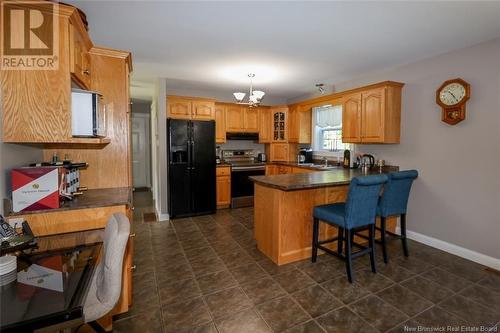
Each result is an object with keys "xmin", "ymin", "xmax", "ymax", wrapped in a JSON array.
[{"xmin": 250, "ymin": 168, "xmax": 398, "ymax": 265}]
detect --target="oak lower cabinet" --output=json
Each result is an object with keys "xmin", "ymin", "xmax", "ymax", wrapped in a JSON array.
[
  {"xmin": 167, "ymin": 96, "xmax": 216, "ymax": 120},
  {"xmin": 342, "ymin": 82, "xmax": 403, "ymax": 144},
  {"xmin": 216, "ymin": 166, "xmax": 231, "ymax": 208},
  {"xmin": 215, "ymin": 104, "xmax": 226, "ymax": 143},
  {"xmin": 265, "ymin": 165, "xmax": 278, "ymax": 175}
]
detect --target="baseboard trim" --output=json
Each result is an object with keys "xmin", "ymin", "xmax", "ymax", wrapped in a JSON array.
[
  {"xmin": 396, "ymin": 227, "xmax": 500, "ymax": 270},
  {"xmin": 156, "ymin": 209, "xmax": 170, "ymax": 221}
]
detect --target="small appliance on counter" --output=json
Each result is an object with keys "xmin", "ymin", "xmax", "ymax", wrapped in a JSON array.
[
  {"xmin": 298, "ymin": 148, "xmax": 313, "ymax": 163},
  {"xmin": 257, "ymin": 153, "xmax": 267, "ymax": 162},
  {"xmin": 360, "ymin": 154, "xmax": 375, "ymax": 170},
  {"xmin": 343, "ymin": 149, "xmax": 359, "ymax": 169}
]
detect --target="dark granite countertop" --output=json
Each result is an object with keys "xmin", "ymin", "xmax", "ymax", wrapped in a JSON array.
[
  {"xmin": 268, "ymin": 161, "xmax": 342, "ymax": 170},
  {"xmin": 216, "ymin": 163, "xmax": 231, "ymax": 167},
  {"xmin": 250, "ymin": 167, "xmax": 398, "ymax": 191},
  {"xmin": 5, "ymin": 187, "xmax": 133, "ymax": 216}
]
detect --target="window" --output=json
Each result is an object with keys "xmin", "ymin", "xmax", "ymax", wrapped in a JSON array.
[{"xmin": 312, "ymin": 105, "xmax": 349, "ymax": 152}]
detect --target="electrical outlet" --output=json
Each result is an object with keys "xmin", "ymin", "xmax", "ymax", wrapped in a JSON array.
[{"xmin": 6, "ymin": 217, "xmax": 24, "ymax": 230}]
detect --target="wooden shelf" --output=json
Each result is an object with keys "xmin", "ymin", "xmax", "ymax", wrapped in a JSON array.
[{"xmin": 9, "ymin": 137, "xmax": 112, "ymax": 149}]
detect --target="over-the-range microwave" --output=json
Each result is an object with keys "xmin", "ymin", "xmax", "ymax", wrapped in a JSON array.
[{"xmin": 71, "ymin": 89, "xmax": 106, "ymax": 137}]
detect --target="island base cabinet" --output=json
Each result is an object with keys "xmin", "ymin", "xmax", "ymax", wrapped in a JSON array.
[{"xmin": 254, "ymin": 184, "xmax": 396, "ymax": 265}]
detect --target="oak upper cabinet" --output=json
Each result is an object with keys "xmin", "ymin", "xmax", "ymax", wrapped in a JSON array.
[
  {"xmin": 168, "ymin": 97, "xmax": 192, "ymax": 119},
  {"xmin": 167, "ymin": 96, "xmax": 215, "ymax": 120},
  {"xmin": 69, "ymin": 22, "xmax": 92, "ymax": 89},
  {"xmin": 1, "ymin": 3, "xmax": 102, "ymax": 143},
  {"xmin": 244, "ymin": 107, "xmax": 259, "ymax": 132},
  {"xmin": 270, "ymin": 106, "xmax": 288, "ymax": 142},
  {"xmin": 342, "ymin": 93, "xmax": 362, "ymax": 143},
  {"xmin": 225, "ymin": 104, "xmax": 245, "ymax": 131},
  {"xmin": 192, "ymin": 100, "xmax": 216, "ymax": 120},
  {"xmin": 215, "ymin": 104, "xmax": 226, "ymax": 144},
  {"xmin": 216, "ymin": 166, "xmax": 231, "ymax": 208},
  {"xmin": 342, "ymin": 82, "xmax": 403, "ymax": 144},
  {"xmin": 224, "ymin": 104, "xmax": 260, "ymax": 132},
  {"xmin": 288, "ymin": 105, "xmax": 312, "ymax": 144},
  {"xmin": 288, "ymin": 105, "xmax": 298, "ymax": 142},
  {"xmin": 258, "ymin": 107, "xmax": 272, "ymax": 143}
]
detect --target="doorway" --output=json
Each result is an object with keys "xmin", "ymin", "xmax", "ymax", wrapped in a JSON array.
[{"xmin": 131, "ymin": 102, "xmax": 152, "ymax": 189}]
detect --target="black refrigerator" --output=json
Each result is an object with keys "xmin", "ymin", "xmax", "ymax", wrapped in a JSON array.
[{"xmin": 167, "ymin": 119, "xmax": 216, "ymax": 218}]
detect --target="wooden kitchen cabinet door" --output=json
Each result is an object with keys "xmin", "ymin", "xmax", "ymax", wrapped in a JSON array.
[
  {"xmin": 168, "ymin": 97, "xmax": 192, "ymax": 119},
  {"xmin": 270, "ymin": 143, "xmax": 289, "ymax": 161},
  {"xmin": 69, "ymin": 23, "xmax": 91, "ymax": 89},
  {"xmin": 192, "ymin": 100, "xmax": 215, "ymax": 120},
  {"xmin": 258, "ymin": 107, "xmax": 272, "ymax": 143},
  {"xmin": 342, "ymin": 93, "xmax": 362, "ymax": 143},
  {"xmin": 216, "ymin": 175, "xmax": 231, "ymax": 208},
  {"xmin": 215, "ymin": 104, "xmax": 226, "ymax": 143},
  {"xmin": 361, "ymin": 87, "xmax": 385, "ymax": 143},
  {"xmin": 244, "ymin": 107, "xmax": 259, "ymax": 132},
  {"xmin": 225, "ymin": 105, "xmax": 244, "ymax": 132},
  {"xmin": 288, "ymin": 105, "xmax": 298, "ymax": 143}
]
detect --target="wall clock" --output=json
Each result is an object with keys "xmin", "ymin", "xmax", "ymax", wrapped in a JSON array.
[{"xmin": 436, "ymin": 78, "xmax": 470, "ymax": 125}]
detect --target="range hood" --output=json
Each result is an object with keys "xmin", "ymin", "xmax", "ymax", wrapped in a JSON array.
[{"xmin": 226, "ymin": 132, "xmax": 259, "ymax": 141}]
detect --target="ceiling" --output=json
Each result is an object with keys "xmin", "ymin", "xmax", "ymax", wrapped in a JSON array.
[{"xmin": 69, "ymin": 1, "xmax": 500, "ymax": 102}]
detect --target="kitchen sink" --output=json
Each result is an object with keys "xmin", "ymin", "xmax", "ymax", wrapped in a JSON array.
[{"xmin": 310, "ymin": 164, "xmax": 340, "ymax": 170}]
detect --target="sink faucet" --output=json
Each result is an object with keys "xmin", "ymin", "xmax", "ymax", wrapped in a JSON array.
[{"xmin": 322, "ymin": 157, "xmax": 328, "ymax": 167}]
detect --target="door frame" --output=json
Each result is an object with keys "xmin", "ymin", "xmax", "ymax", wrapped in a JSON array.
[{"xmin": 131, "ymin": 112, "xmax": 152, "ymax": 188}]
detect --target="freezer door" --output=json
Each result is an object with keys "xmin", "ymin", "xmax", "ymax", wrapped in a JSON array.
[{"xmin": 191, "ymin": 120, "xmax": 216, "ymax": 214}]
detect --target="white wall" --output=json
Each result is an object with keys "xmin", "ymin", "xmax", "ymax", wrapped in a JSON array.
[
  {"xmin": 317, "ymin": 38, "xmax": 500, "ymax": 260},
  {"xmin": 155, "ymin": 79, "xmax": 169, "ymax": 220},
  {"xmin": 165, "ymin": 86, "xmax": 287, "ymax": 106}
]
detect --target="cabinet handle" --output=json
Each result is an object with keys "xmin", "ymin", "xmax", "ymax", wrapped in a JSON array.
[
  {"xmin": 83, "ymin": 69, "xmax": 90, "ymax": 75},
  {"xmin": 130, "ymin": 233, "xmax": 136, "ymax": 238},
  {"xmin": 130, "ymin": 206, "xmax": 135, "ymax": 211},
  {"xmin": 131, "ymin": 265, "xmax": 137, "ymax": 271}
]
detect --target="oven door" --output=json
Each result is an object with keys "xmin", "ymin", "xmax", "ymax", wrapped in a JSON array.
[{"xmin": 231, "ymin": 167, "xmax": 265, "ymax": 207}]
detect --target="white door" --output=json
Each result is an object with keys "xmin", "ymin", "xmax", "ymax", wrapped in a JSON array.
[{"xmin": 132, "ymin": 113, "xmax": 151, "ymax": 188}]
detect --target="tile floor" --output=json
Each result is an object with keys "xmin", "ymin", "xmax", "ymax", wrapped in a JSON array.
[{"xmin": 113, "ymin": 191, "xmax": 500, "ymax": 333}]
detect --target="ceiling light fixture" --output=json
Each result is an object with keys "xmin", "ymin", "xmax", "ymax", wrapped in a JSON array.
[
  {"xmin": 316, "ymin": 83, "xmax": 326, "ymax": 95},
  {"xmin": 233, "ymin": 73, "xmax": 265, "ymax": 107}
]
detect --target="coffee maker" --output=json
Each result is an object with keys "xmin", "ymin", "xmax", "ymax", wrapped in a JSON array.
[{"xmin": 298, "ymin": 148, "xmax": 313, "ymax": 163}]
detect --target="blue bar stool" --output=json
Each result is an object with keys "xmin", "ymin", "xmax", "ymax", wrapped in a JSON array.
[
  {"xmin": 311, "ymin": 174, "xmax": 388, "ymax": 283},
  {"xmin": 377, "ymin": 170, "xmax": 418, "ymax": 263}
]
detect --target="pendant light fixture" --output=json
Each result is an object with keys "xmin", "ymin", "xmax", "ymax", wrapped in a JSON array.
[{"xmin": 233, "ymin": 73, "xmax": 265, "ymax": 107}]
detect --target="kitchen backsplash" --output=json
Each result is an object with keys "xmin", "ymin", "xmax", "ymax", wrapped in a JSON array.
[{"xmin": 219, "ymin": 140, "xmax": 265, "ymax": 154}]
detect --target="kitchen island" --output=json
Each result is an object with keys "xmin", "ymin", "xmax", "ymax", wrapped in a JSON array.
[{"xmin": 250, "ymin": 168, "xmax": 398, "ymax": 265}]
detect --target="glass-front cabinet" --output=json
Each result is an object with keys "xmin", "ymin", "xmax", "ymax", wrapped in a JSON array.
[{"xmin": 272, "ymin": 108, "xmax": 287, "ymax": 141}]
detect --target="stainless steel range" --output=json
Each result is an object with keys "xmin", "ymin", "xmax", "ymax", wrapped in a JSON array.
[{"xmin": 222, "ymin": 149, "xmax": 265, "ymax": 208}]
